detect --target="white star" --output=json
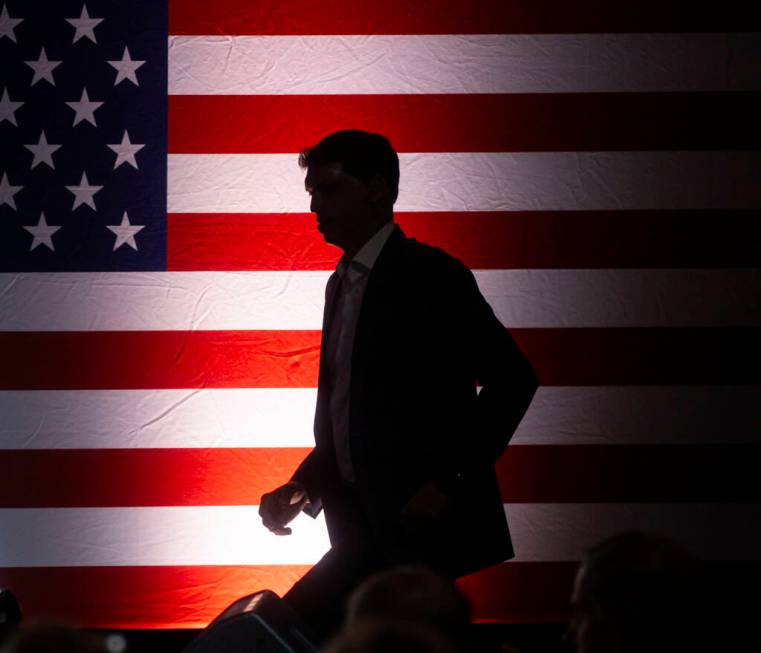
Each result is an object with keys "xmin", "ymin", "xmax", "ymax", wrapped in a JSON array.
[
  {"xmin": 25, "ymin": 47, "xmax": 62, "ymax": 86},
  {"xmin": 0, "ymin": 4, "xmax": 23, "ymax": 43},
  {"xmin": 66, "ymin": 88, "xmax": 103, "ymax": 126},
  {"xmin": 108, "ymin": 47, "xmax": 145, "ymax": 86},
  {"xmin": 0, "ymin": 172, "xmax": 22, "ymax": 209},
  {"xmin": 66, "ymin": 172, "xmax": 103, "ymax": 210},
  {"xmin": 107, "ymin": 211, "xmax": 144, "ymax": 251},
  {"xmin": 24, "ymin": 212, "xmax": 61, "ymax": 251},
  {"xmin": 65, "ymin": 4, "xmax": 103, "ymax": 44},
  {"xmin": 0, "ymin": 87, "xmax": 23, "ymax": 126},
  {"xmin": 107, "ymin": 130, "xmax": 145, "ymax": 169},
  {"xmin": 24, "ymin": 131, "xmax": 62, "ymax": 169}
]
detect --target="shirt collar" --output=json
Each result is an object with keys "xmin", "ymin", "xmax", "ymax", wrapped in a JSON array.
[{"xmin": 336, "ymin": 221, "xmax": 395, "ymax": 279}]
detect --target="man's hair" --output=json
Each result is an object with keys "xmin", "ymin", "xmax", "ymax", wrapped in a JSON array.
[
  {"xmin": 582, "ymin": 531, "xmax": 699, "ymax": 611},
  {"xmin": 345, "ymin": 566, "xmax": 471, "ymax": 648},
  {"xmin": 298, "ymin": 130, "xmax": 400, "ymax": 203},
  {"xmin": 579, "ymin": 531, "xmax": 703, "ymax": 652},
  {"xmin": 323, "ymin": 620, "xmax": 456, "ymax": 653}
]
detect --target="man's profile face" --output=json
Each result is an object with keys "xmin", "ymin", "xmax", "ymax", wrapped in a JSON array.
[{"xmin": 304, "ymin": 162, "xmax": 374, "ymax": 252}]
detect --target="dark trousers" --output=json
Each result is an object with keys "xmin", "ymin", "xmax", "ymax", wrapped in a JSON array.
[
  {"xmin": 284, "ymin": 539, "xmax": 387, "ymax": 644},
  {"xmin": 282, "ymin": 485, "xmax": 388, "ymax": 644}
]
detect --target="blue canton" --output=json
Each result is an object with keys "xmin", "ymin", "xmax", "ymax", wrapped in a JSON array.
[{"xmin": 0, "ymin": 0, "xmax": 167, "ymax": 271}]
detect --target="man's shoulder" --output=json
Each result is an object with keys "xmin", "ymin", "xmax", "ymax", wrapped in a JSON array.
[{"xmin": 396, "ymin": 232, "xmax": 470, "ymax": 277}]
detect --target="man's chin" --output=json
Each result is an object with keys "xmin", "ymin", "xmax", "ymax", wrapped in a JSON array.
[{"xmin": 318, "ymin": 226, "xmax": 344, "ymax": 249}]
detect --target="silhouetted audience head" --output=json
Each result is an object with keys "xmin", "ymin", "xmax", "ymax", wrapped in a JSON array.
[
  {"xmin": 342, "ymin": 566, "xmax": 471, "ymax": 651},
  {"xmin": 299, "ymin": 129, "xmax": 400, "ymax": 204},
  {"xmin": 564, "ymin": 531, "xmax": 704, "ymax": 653},
  {"xmin": 323, "ymin": 619, "xmax": 457, "ymax": 653},
  {"xmin": 0, "ymin": 623, "xmax": 106, "ymax": 653},
  {"xmin": 0, "ymin": 589, "xmax": 22, "ymax": 647}
]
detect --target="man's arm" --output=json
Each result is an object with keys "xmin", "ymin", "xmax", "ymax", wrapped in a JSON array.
[
  {"xmin": 400, "ymin": 257, "xmax": 537, "ymax": 523},
  {"xmin": 259, "ymin": 447, "xmax": 326, "ymax": 534},
  {"xmin": 437, "ymin": 256, "xmax": 538, "ymax": 469},
  {"xmin": 259, "ymin": 269, "xmax": 338, "ymax": 531},
  {"xmin": 290, "ymin": 447, "xmax": 325, "ymax": 517}
]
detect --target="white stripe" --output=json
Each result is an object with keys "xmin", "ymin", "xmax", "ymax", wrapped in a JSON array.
[
  {"xmin": 474, "ymin": 269, "xmax": 761, "ymax": 328},
  {"xmin": 167, "ymin": 33, "xmax": 760, "ymax": 95},
  {"xmin": 515, "ymin": 386, "xmax": 761, "ymax": 446},
  {"xmin": 2, "ymin": 269, "xmax": 758, "ymax": 331},
  {"xmin": 1, "ymin": 503, "xmax": 757, "ymax": 566},
  {"xmin": 1, "ymin": 386, "xmax": 758, "ymax": 450},
  {"xmin": 167, "ymin": 152, "xmax": 761, "ymax": 213},
  {"xmin": 506, "ymin": 503, "xmax": 761, "ymax": 562},
  {"xmin": 0, "ymin": 271, "xmax": 325, "ymax": 331},
  {"xmin": 0, "ymin": 507, "xmax": 330, "ymax": 567},
  {"xmin": 0, "ymin": 388, "xmax": 317, "ymax": 449}
]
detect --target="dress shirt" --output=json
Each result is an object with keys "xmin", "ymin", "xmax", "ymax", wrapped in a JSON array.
[{"xmin": 324, "ymin": 221, "xmax": 396, "ymax": 483}]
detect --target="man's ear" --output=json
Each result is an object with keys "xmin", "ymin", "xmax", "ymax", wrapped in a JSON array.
[{"xmin": 366, "ymin": 174, "xmax": 390, "ymax": 205}]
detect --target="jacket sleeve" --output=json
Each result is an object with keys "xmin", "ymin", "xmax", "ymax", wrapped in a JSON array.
[
  {"xmin": 442, "ymin": 258, "xmax": 539, "ymax": 469},
  {"xmin": 288, "ymin": 272, "xmax": 338, "ymax": 517},
  {"xmin": 290, "ymin": 448, "xmax": 326, "ymax": 518}
]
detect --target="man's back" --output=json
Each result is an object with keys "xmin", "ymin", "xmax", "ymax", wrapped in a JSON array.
[{"xmin": 312, "ymin": 225, "xmax": 536, "ymax": 576}]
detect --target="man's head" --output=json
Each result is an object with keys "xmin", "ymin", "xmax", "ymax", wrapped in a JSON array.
[
  {"xmin": 564, "ymin": 531, "xmax": 702, "ymax": 653},
  {"xmin": 1, "ymin": 622, "xmax": 107, "ymax": 653},
  {"xmin": 299, "ymin": 130, "xmax": 399, "ymax": 255},
  {"xmin": 323, "ymin": 620, "xmax": 456, "ymax": 653},
  {"xmin": 344, "ymin": 566, "xmax": 471, "ymax": 650}
]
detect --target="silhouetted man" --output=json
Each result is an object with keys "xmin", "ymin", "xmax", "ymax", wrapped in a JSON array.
[{"xmin": 259, "ymin": 130, "xmax": 538, "ymax": 639}]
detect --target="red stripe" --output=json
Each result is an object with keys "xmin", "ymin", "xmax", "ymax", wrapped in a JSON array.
[
  {"xmin": 0, "ymin": 563, "xmax": 575, "ymax": 628},
  {"xmin": 460, "ymin": 561, "xmax": 761, "ymax": 626},
  {"xmin": 0, "ymin": 328, "xmax": 757, "ymax": 390},
  {"xmin": 496, "ymin": 445, "xmax": 761, "ymax": 503},
  {"xmin": 3, "ymin": 562, "xmax": 755, "ymax": 628},
  {"xmin": 168, "ymin": 93, "xmax": 761, "ymax": 154},
  {"xmin": 0, "ymin": 565, "xmax": 312, "ymax": 629},
  {"xmin": 168, "ymin": 214, "xmax": 337, "ymax": 272},
  {"xmin": 167, "ymin": 211, "xmax": 761, "ymax": 271},
  {"xmin": 1, "ymin": 446, "xmax": 758, "ymax": 508},
  {"xmin": 169, "ymin": 0, "xmax": 760, "ymax": 35},
  {"xmin": 0, "ymin": 331, "xmax": 321, "ymax": 390},
  {"xmin": 459, "ymin": 562, "xmax": 577, "ymax": 624},
  {"xmin": 0, "ymin": 448, "xmax": 310, "ymax": 508},
  {"xmin": 513, "ymin": 328, "xmax": 760, "ymax": 386}
]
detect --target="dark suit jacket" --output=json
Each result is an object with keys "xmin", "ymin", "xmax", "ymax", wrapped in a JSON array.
[{"xmin": 292, "ymin": 225, "xmax": 538, "ymax": 578}]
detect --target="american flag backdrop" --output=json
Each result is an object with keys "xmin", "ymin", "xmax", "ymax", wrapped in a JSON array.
[{"xmin": 1, "ymin": 0, "xmax": 760, "ymax": 630}]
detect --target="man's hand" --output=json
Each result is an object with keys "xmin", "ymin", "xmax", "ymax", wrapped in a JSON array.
[
  {"xmin": 259, "ymin": 481, "xmax": 308, "ymax": 535},
  {"xmin": 397, "ymin": 482, "xmax": 453, "ymax": 546},
  {"xmin": 400, "ymin": 482, "xmax": 451, "ymax": 524}
]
